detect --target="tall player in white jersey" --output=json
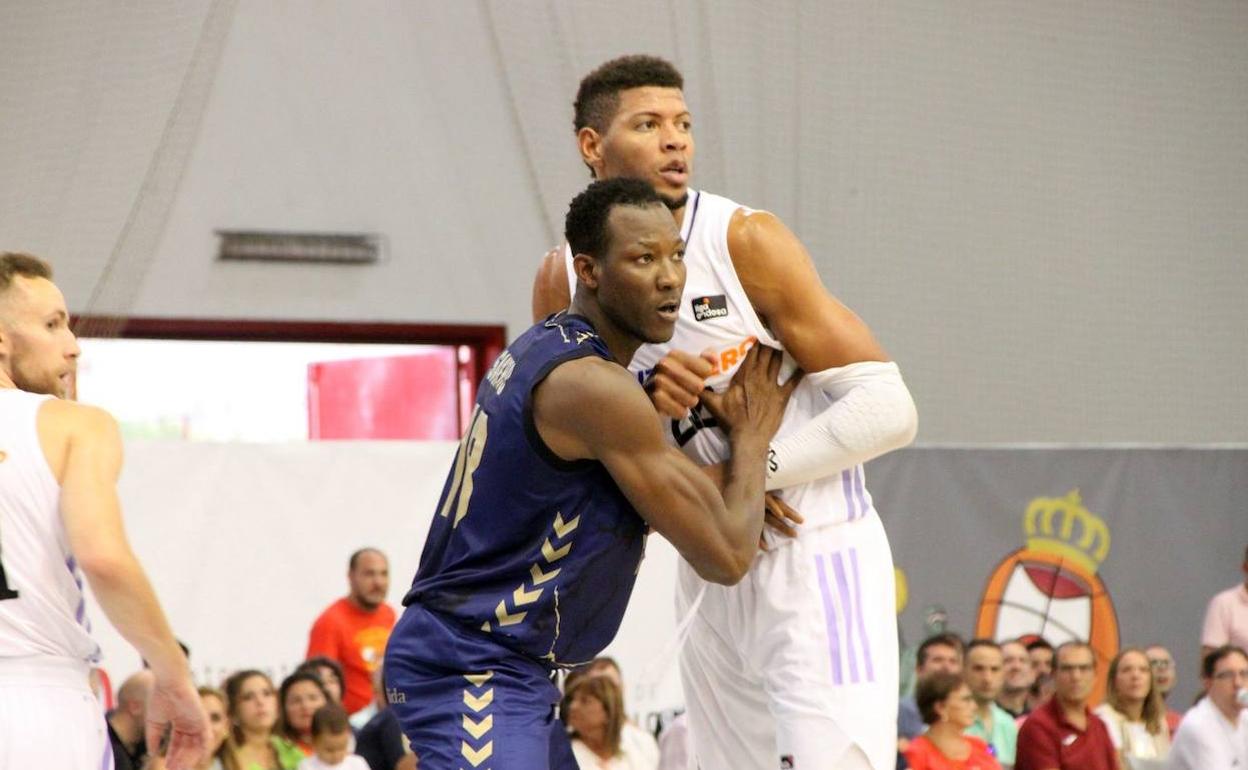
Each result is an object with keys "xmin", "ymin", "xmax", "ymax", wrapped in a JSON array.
[
  {"xmin": 533, "ymin": 57, "xmax": 918, "ymax": 769},
  {"xmin": 0, "ymin": 253, "xmax": 207, "ymax": 769}
]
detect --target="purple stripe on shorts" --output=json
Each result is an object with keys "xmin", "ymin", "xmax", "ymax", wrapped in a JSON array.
[
  {"xmin": 814, "ymin": 554, "xmax": 844, "ymax": 685},
  {"xmin": 849, "ymin": 547, "xmax": 876, "ymax": 682},
  {"xmin": 854, "ymin": 466, "xmax": 870, "ymax": 521},
  {"xmin": 832, "ymin": 552, "xmax": 860, "ymax": 683},
  {"xmin": 102, "ymin": 726, "xmax": 114, "ymax": 770},
  {"xmin": 841, "ymin": 469, "xmax": 856, "ymax": 521}
]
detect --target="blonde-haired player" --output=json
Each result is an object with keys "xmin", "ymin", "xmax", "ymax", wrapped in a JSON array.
[{"xmin": 0, "ymin": 252, "xmax": 207, "ymax": 769}]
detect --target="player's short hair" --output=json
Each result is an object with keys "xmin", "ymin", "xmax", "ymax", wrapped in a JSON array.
[
  {"xmin": 574, "ymin": 55, "xmax": 684, "ymax": 134},
  {"xmin": 915, "ymin": 670, "xmax": 965, "ymax": 725},
  {"xmin": 1202, "ymin": 644, "xmax": 1248, "ymax": 679},
  {"xmin": 0, "ymin": 252, "xmax": 52, "ymax": 294},
  {"xmin": 310, "ymin": 702, "xmax": 351, "ymax": 737},
  {"xmin": 565, "ymin": 177, "xmax": 665, "ymax": 260},
  {"xmin": 916, "ymin": 632, "xmax": 965, "ymax": 667}
]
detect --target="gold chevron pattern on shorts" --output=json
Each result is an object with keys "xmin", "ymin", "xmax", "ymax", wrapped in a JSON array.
[{"xmin": 461, "ymin": 671, "xmax": 495, "ymax": 767}]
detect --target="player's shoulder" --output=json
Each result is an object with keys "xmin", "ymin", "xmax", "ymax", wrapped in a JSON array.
[{"xmin": 39, "ymin": 398, "xmax": 119, "ymax": 437}]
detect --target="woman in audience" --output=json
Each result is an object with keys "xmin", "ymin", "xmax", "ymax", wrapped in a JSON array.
[
  {"xmin": 1093, "ymin": 647, "xmax": 1170, "ymax": 765},
  {"xmin": 904, "ymin": 670, "xmax": 1002, "ymax": 770},
  {"xmin": 563, "ymin": 674, "xmax": 658, "ymax": 769},
  {"xmin": 297, "ymin": 657, "xmax": 345, "ymax": 705},
  {"xmin": 222, "ymin": 670, "xmax": 303, "ymax": 770},
  {"xmin": 277, "ymin": 670, "xmax": 333, "ymax": 756}
]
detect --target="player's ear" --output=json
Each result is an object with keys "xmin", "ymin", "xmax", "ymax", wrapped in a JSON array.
[
  {"xmin": 571, "ymin": 253, "xmax": 600, "ymax": 291},
  {"xmin": 577, "ymin": 127, "xmax": 605, "ymax": 177}
]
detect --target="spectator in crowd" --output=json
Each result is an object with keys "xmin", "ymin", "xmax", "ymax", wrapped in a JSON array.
[
  {"xmin": 997, "ymin": 639, "xmax": 1035, "ymax": 720},
  {"xmin": 1025, "ymin": 638, "xmax": 1055, "ymax": 712},
  {"xmin": 963, "ymin": 639, "xmax": 1018, "ymax": 768},
  {"xmin": 580, "ymin": 656, "xmax": 661, "ymax": 765},
  {"xmin": 1200, "ymin": 544, "xmax": 1248, "ymax": 659},
  {"xmin": 899, "ymin": 632, "xmax": 966, "ymax": 763},
  {"xmin": 655, "ymin": 712, "xmax": 689, "ymax": 770},
  {"xmin": 355, "ymin": 666, "xmax": 416, "ymax": 770},
  {"xmin": 903, "ymin": 670, "xmax": 1001, "ymax": 770},
  {"xmin": 222, "ymin": 669, "xmax": 303, "ymax": 770},
  {"xmin": 1145, "ymin": 644, "xmax": 1183, "ymax": 736},
  {"xmin": 147, "ymin": 686, "xmax": 232, "ymax": 770},
  {"xmin": 564, "ymin": 674, "xmax": 658, "ymax": 770},
  {"xmin": 1015, "ymin": 641, "xmax": 1117, "ymax": 770},
  {"xmin": 279, "ymin": 671, "xmax": 334, "ymax": 756},
  {"xmin": 298, "ymin": 657, "xmax": 346, "ymax": 705},
  {"xmin": 1094, "ymin": 647, "xmax": 1170, "ymax": 766},
  {"xmin": 308, "ymin": 548, "xmax": 397, "ymax": 715},
  {"xmin": 1166, "ymin": 645, "xmax": 1248, "ymax": 770},
  {"xmin": 297, "ymin": 703, "xmax": 370, "ymax": 770},
  {"xmin": 108, "ymin": 669, "xmax": 154, "ymax": 770}
]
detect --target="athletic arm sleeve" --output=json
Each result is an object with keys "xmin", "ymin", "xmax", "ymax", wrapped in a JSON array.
[{"xmin": 764, "ymin": 361, "xmax": 917, "ymax": 491}]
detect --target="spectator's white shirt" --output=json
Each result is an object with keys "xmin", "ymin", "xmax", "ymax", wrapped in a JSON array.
[
  {"xmin": 297, "ymin": 754, "xmax": 370, "ymax": 770},
  {"xmin": 656, "ymin": 713, "xmax": 691, "ymax": 770},
  {"xmin": 1166, "ymin": 697, "xmax": 1248, "ymax": 770},
  {"xmin": 572, "ymin": 722, "xmax": 659, "ymax": 770}
]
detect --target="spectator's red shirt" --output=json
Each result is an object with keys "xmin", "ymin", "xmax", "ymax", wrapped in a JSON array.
[
  {"xmin": 905, "ymin": 735, "xmax": 1002, "ymax": 770},
  {"xmin": 1015, "ymin": 697, "xmax": 1118, "ymax": 770},
  {"xmin": 307, "ymin": 597, "xmax": 396, "ymax": 713}
]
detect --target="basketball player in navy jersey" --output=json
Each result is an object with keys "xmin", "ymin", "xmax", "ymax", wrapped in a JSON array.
[
  {"xmin": 384, "ymin": 179, "xmax": 799, "ymax": 769},
  {"xmin": 0, "ymin": 252, "xmax": 207, "ymax": 768},
  {"xmin": 533, "ymin": 57, "xmax": 918, "ymax": 770}
]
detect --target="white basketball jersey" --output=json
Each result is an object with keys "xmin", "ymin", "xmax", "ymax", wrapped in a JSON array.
[
  {"xmin": 0, "ymin": 389, "xmax": 99, "ymax": 663},
  {"xmin": 563, "ymin": 189, "xmax": 874, "ymax": 537}
]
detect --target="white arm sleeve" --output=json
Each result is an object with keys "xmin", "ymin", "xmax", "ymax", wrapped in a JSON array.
[{"xmin": 765, "ymin": 360, "xmax": 918, "ymax": 491}]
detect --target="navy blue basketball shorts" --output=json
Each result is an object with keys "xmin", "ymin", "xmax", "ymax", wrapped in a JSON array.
[{"xmin": 384, "ymin": 603, "xmax": 578, "ymax": 770}]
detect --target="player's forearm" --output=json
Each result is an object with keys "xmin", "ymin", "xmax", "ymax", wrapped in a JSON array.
[
  {"xmin": 710, "ymin": 433, "xmax": 772, "ymax": 576},
  {"xmin": 80, "ymin": 552, "xmax": 188, "ymax": 678},
  {"xmin": 765, "ymin": 361, "xmax": 916, "ymax": 490}
]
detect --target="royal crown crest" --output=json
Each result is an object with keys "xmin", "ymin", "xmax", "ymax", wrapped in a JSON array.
[{"xmin": 1023, "ymin": 489, "xmax": 1110, "ymax": 574}]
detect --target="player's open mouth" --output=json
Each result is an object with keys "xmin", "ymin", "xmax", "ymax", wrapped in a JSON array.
[
  {"xmin": 657, "ymin": 301, "xmax": 680, "ymax": 321},
  {"xmin": 658, "ymin": 162, "xmax": 687, "ymax": 185}
]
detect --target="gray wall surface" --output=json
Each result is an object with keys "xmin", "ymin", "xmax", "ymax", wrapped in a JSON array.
[{"xmin": 2, "ymin": 1, "xmax": 1246, "ymax": 442}]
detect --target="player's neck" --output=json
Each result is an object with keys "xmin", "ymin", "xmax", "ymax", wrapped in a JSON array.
[
  {"xmin": 567, "ymin": 299, "xmax": 642, "ymax": 367},
  {"xmin": 0, "ymin": 370, "xmax": 16, "ymax": 390}
]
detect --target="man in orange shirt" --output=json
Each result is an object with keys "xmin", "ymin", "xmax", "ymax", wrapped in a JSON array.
[{"xmin": 307, "ymin": 548, "xmax": 396, "ymax": 714}]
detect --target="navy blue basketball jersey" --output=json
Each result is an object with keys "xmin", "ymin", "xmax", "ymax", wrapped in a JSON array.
[{"xmin": 402, "ymin": 312, "xmax": 648, "ymax": 668}]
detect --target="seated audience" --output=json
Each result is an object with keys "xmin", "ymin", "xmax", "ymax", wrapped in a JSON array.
[
  {"xmin": 963, "ymin": 639, "xmax": 1017, "ymax": 768},
  {"xmin": 904, "ymin": 670, "xmax": 1001, "ymax": 770},
  {"xmin": 108, "ymin": 670, "xmax": 154, "ymax": 770},
  {"xmin": 564, "ymin": 674, "xmax": 658, "ymax": 769},
  {"xmin": 279, "ymin": 670, "xmax": 334, "ymax": 756},
  {"xmin": 1199, "ymin": 544, "xmax": 1248, "ymax": 660},
  {"xmin": 997, "ymin": 639, "xmax": 1035, "ymax": 720},
  {"xmin": 298, "ymin": 657, "xmax": 346, "ymax": 705},
  {"xmin": 1094, "ymin": 647, "xmax": 1170, "ymax": 767},
  {"xmin": 1025, "ymin": 638, "xmax": 1055, "ymax": 713},
  {"xmin": 899, "ymin": 632, "xmax": 966, "ymax": 767},
  {"xmin": 298, "ymin": 703, "xmax": 370, "ymax": 770},
  {"xmin": 1015, "ymin": 642, "xmax": 1117, "ymax": 770},
  {"xmin": 1166, "ymin": 645, "xmax": 1248, "ymax": 770},
  {"xmin": 582, "ymin": 656, "xmax": 660, "ymax": 764},
  {"xmin": 223, "ymin": 669, "xmax": 303, "ymax": 770},
  {"xmin": 1144, "ymin": 645, "xmax": 1183, "ymax": 736}
]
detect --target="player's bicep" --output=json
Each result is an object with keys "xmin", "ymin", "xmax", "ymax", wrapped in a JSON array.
[
  {"xmin": 729, "ymin": 210, "xmax": 888, "ymax": 370},
  {"xmin": 59, "ymin": 407, "xmax": 131, "ymax": 569},
  {"xmin": 531, "ymin": 247, "xmax": 572, "ymax": 321}
]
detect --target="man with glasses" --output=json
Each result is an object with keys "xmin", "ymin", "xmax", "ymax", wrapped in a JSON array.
[
  {"xmin": 1167, "ymin": 645, "xmax": 1248, "ymax": 770},
  {"xmin": 1015, "ymin": 641, "xmax": 1118, "ymax": 770},
  {"xmin": 1145, "ymin": 645, "xmax": 1183, "ymax": 736}
]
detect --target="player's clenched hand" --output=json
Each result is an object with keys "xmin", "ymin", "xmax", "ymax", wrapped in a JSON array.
[
  {"xmin": 699, "ymin": 345, "xmax": 800, "ymax": 439},
  {"xmin": 644, "ymin": 349, "xmax": 717, "ymax": 419},
  {"xmin": 146, "ymin": 673, "xmax": 209, "ymax": 770}
]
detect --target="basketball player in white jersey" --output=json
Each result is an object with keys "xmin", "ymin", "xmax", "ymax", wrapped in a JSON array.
[
  {"xmin": 532, "ymin": 57, "xmax": 918, "ymax": 769},
  {"xmin": 0, "ymin": 252, "xmax": 207, "ymax": 769}
]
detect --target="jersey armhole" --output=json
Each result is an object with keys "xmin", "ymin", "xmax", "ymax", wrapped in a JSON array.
[{"xmin": 522, "ymin": 350, "xmax": 601, "ymax": 473}]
